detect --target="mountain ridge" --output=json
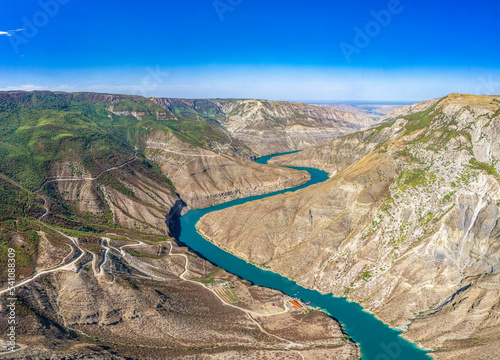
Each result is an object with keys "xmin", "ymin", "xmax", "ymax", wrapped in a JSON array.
[
  {"xmin": 0, "ymin": 90, "xmax": 366, "ymax": 359},
  {"xmin": 197, "ymin": 93, "xmax": 500, "ymax": 359}
]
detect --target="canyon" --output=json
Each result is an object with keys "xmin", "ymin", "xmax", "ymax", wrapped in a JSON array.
[
  {"xmin": 198, "ymin": 94, "xmax": 500, "ymax": 359},
  {"xmin": 0, "ymin": 91, "xmax": 498, "ymax": 359},
  {"xmin": 0, "ymin": 91, "xmax": 365, "ymax": 359}
]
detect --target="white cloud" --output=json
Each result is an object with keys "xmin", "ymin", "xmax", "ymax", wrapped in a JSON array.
[
  {"xmin": 2, "ymin": 66, "xmax": 499, "ymax": 102},
  {"xmin": 0, "ymin": 29, "xmax": 24, "ymax": 37},
  {"xmin": 0, "ymin": 84, "xmax": 46, "ymax": 91}
]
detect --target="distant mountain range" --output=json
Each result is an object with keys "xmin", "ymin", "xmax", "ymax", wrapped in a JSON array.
[{"xmin": 311, "ymin": 103, "xmax": 407, "ymax": 121}]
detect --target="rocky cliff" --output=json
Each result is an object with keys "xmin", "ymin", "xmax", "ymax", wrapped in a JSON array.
[
  {"xmin": 152, "ymin": 97, "xmax": 375, "ymax": 156},
  {"xmin": 0, "ymin": 91, "xmax": 365, "ymax": 359},
  {"xmin": 312, "ymin": 103, "xmax": 406, "ymax": 121},
  {"xmin": 197, "ymin": 94, "xmax": 500, "ymax": 359},
  {"xmin": 0, "ymin": 91, "xmax": 314, "ymax": 229},
  {"xmin": 144, "ymin": 130, "xmax": 310, "ymax": 209}
]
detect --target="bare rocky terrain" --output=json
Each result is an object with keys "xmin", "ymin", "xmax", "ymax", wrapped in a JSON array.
[
  {"xmin": 153, "ymin": 98, "xmax": 375, "ymax": 156},
  {"xmin": 4, "ymin": 91, "xmax": 498, "ymax": 359},
  {"xmin": 144, "ymin": 129, "xmax": 310, "ymax": 209},
  {"xmin": 0, "ymin": 233, "xmax": 359, "ymax": 359},
  {"xmin": 0, "ymin": 91, "xmax": 367, "ymax": 359},
  {"xmin": 198, "ymin": 94, "xmax": 500, "ymax": 359},
  {"xmin": 312, "ymin": 103, "xmax": 406, "ymax": 121}
]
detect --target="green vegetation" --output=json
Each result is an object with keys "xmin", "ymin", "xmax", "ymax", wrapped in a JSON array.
[
  {"xmin": 202, "ymin": 269, "xmax": 222, "ymax": 284},
  {"xmin": 0, "ymin": 92, "xmax": 136, "ymax": 190},
  {"xmin": 0, "ymin": 91, "xmax": 233, "ymax": 237},
  {"xmin": 491, "ymin": 107, "xmax": 500, "ymax": 119},
  {"xmin": 436, "ymin": 204, "xmax": 455, "ymax": 222},
  {"xmin": 15, "ymin": 298, "xmax": 37, "ymax": 316},
  {"xmin": 161, "ymin": 119, "xmax": 229, "ymax": 147},
  {"xmin": 0, "ymin": 91, "xmax": 234, "ymax": 193},
  {"xmin": 403, "ymin": 103, "xmax": 439, "ymax": 134},
  {"xmin": 398, "ymin": 147, "xmax": 423, "ymax": 164},
  {"xmin": 457, "ymin": 169, "xmax": 474, "ymax": 185},
  {"xmin": 443, "ymin": 191, "xmax": 455, "ymax": 202},
  {"xmin": 469, "ymin": 158, "xmax": 498, "ymax": 176},
  {"xmin": 166, "ymin": 98, "xmax": 227, "ymax": 125},
  {"xmin": 126, "ymin": 281, "xmax": 138, "ymax": 290},
  {"xmin": 381, "ymin": 197, "xmax": 394, "ymax": 212},
  {"xmin": 0, "ymin": 91, "xmax": 199, "ymax": 271},
  {"xmin": 391, "ymin": 234, "xmax": 407, "ymax": 250},
  {"xmin": 440, "ymin": 128, "xmax": 471, "ymax": 145},
  {"xmin": 111, "ymin": 97, "xmax": 165, "ymax": 114},
  {"xmin": 414, "ymin": 127, "xmax": 472, "ymax": 153},
  {"xmin": 218, "ymin": 286, "xmax": 239, "ymax": 303},
  {"xmin": 0, "ymin": 176, "xmax": 43, "ymax": 221},
  {"xmin": 97, "ymin": 173, "xmax": 136, "ymax": 199},
  {"xmin": 0, "ymin": 219, "xmax": 41, "ymax": 281},
  {"xmin": 360, "ymin": 270, "xmax": 372, "ymax": 282},
  {"xmin": 79, "ymin": 235, "xmax": 102, "ymax": 252},
  {"xmin": 403, "ymin": 168, "xmax": 430, "ymax": 187},
  {"xmin": 125, "ymin": 248, "xmax": 158, "ymax": 258},
  {"xmin": 418, "ymin": 212, "xmax": 434, "ymax": 226},
  {"xmin": 364, "ymin": 119, "xmax": 395, "ymax": 143}
]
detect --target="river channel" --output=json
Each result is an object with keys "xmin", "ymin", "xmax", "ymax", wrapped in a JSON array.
[{"xmin": 178, "ymin": 151, "xmax": 431, "ymax": 359}]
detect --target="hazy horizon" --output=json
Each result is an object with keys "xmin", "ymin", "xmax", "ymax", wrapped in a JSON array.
[
  {"xmin": 0, "ymin": 86, "xmax": 421, "ymax": 105},
  {"xmin": 1, "ymin": 0, "xmax": 499, "ymax": 101}
]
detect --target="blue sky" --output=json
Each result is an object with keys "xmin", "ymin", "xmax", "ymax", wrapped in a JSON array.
[{"xmin": 0, "ymin": 0, "xmax": 499, "ymax": 102}]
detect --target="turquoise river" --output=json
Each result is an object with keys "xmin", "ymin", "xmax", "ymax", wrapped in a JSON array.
[{"xmin": 178, "ymin": 152, "xmax": 431, "ymax": 359}]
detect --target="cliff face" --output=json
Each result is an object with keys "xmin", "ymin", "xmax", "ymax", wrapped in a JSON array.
[
  {"xmin": 0, "ymin": 91, "xmax": 362, "ymax": 358},
  {"xmin": 220, "ymin": 99, "xmax": 374, "ymax": 156},
  {"xmin": 144, "ymin": 129, "xmax": 310, "ymax": 209},
  {"xmin": 0, "ymin": 91, "xmax": 317, "ymax": 232},
  {"xmin": 197, "ymin": 94, "xmax": 500, "ymax": 359},
  {"xmin": 304, "ymin": 103, "xmax": 406, "ymax": 121},
  {"xmin": 152, "ymin": 97, "xmax": 375, "ymax": 156},
  {"xmin": 266, "ymin": 98, "xmax": 442, "ymax": 175},
  {"xmin": 147, "ymin": 96, "xmax": 376, "ymax": 208}
]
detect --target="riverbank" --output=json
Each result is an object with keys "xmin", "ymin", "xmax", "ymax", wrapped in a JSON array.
[{"xmin": 179, "ymin": 152, "xmax": 432, "ymax": 360}]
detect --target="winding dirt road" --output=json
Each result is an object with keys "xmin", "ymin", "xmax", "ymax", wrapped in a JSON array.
[
  {"xmin": 164, "ymin": 242, "xmax": 300, "ymax": 347},
  {"xmin": 35, "ymin": 155, "xmax": 137, "ymax": 192},
  {"xmin": 0, "ymin": 229, "xmax": 84, "ymax": 296}
]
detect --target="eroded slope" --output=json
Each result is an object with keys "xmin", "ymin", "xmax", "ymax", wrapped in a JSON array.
[
  {"xmin": 0, "ymin": 91, "xmax": 361, "ymax": 359},
  {"xmin": 198, "ymin": 94, "xmax": 500, "ymax": 359},
  {"xmin": 152, "ymin": 97, "xmax": 375, "ymax": 156}
]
